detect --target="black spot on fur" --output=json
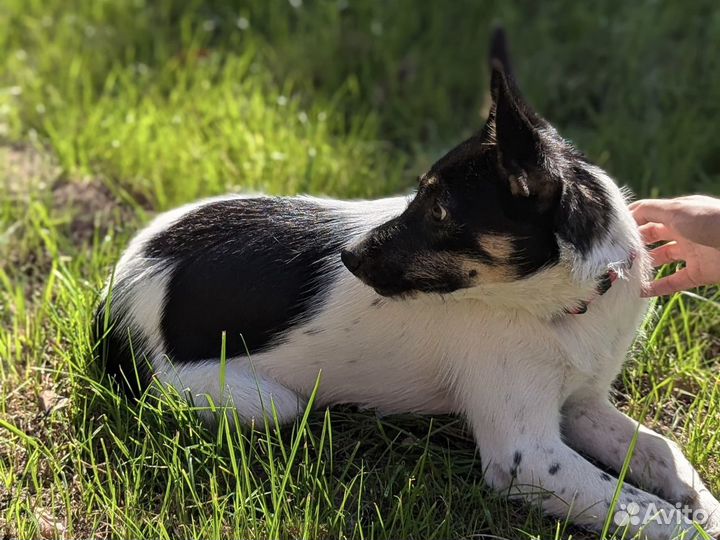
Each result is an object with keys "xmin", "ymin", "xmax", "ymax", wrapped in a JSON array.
[
  {"xmin": 146, "ymin": 197, "xmax": 351, "ymax": 363},
  {"xmin": 601, "ymin": 473, "xmax": 612, "ymax": 482},
  {"xmin": 468, "ymin": 269, "xmax": 478, "ymax": 278},
  {"xmin": 510, "ymin": 451, "xmax": 523, "ymax": 477},
  {"xmin": 548, "ymin": 463, "xmax": 560, "ymax": 475},
  {"xmin": 303, "ymin": 327, "xmax": 324, "ymax": 336},
  {"xmin": 597, "ymin": 273, "xmax": 613, "ymax": 295}
]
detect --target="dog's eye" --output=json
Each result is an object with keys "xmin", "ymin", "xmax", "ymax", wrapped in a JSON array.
[{"xmin": 431, "ymin": 201, "xmax": 447, "ymax": 221}]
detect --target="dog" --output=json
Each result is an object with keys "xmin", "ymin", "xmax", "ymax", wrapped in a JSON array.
[{"xmin": 95, "ymin": 29, "xmax": 719, "ymax": 540}]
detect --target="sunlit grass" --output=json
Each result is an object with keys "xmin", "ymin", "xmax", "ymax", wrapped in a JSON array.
[{"xmin": 0, "ymin": 1, "xmax": 718, "ymax": 538}]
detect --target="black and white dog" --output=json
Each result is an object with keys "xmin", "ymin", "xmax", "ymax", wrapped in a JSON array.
[{"xmin": 96, "ymin": 31, "xmax": 719, "ymax": 539}]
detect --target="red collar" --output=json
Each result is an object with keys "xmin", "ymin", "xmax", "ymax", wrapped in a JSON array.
[{"xmin": 566, "ymin": 251, "xmax": 637, "ymax": 315}]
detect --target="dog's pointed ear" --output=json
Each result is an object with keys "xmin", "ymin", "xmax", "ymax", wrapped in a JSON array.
[
  {"xmin": 490, "ymin": 64, "xmax": 540, "ymax": 198},
  {"xmin": 486, "ymin": 28, "xmax": 559, "ymax": 203},
  {"xmin": 489, "ymin": 26, "xmax": 516, "ymax": 84}
]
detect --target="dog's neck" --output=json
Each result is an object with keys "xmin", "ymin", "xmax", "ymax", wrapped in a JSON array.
[{"xmin": 563, "ymin": 250, "xmax": 637, "ymax": 315}]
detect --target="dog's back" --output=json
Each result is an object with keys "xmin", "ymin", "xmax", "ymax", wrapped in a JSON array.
[{"xmin": 94, "ymin": 195, "xmax": 410, "ymax": 406}]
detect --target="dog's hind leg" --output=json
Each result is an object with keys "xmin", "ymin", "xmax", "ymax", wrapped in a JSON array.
[
  {"xmin": 562, "ymin": 394, "xmax": 720, "ymax": 535},
  {"xmin": 157, "ymin": 358, "xmax": 307, "ymax": 426}
]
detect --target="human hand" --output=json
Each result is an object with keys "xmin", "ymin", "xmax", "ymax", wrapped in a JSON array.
[{"xmin": 629, "ymin": 195, "xmax": 720, "ymax": 297}]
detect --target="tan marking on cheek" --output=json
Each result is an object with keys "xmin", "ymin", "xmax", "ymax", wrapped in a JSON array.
[
  {"xmin": 478, "ymin": 234, "xmax": 515, "ymax": 262},
  {"xmin": 403, "ymin": 251, "xmax": 517, "ymax": 286},
  {"xmin": 462, "ymin": 259, "xmax": 515, "ymax": 284}
]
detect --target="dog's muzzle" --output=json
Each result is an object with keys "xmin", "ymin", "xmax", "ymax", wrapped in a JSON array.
[
  {"xmin": 340, "ymin": 248, "xmax": 362, "ymax": 274},
  {"xmin": 341, "ymin": 246, "xmax": 405, "ymax": 297}
]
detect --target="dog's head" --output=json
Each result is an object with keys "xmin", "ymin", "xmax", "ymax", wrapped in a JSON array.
[{"xmin": 342, "ymin": 29, "xmax": 619, "ymax": 300}]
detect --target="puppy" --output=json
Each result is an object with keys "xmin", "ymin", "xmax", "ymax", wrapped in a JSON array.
[{"xmin": 95, "ymin": 30, "xmax": 719, "ymax": 539}]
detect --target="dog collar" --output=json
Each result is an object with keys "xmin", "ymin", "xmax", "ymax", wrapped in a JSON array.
[{"xmin": 566, "ymin": 251, "xmax": 637, "ymax": 315}]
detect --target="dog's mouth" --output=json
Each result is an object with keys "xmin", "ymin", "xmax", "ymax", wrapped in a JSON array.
[
  {"xmin": 370, "ymin": 281, "xmax": 457, "ymax": 299},
  {"xmin": 372, "ymin": 285, "xmax": 407, "ymax": 298},
  {"xmin": 357, "ymin": 276, "xmax": 415, "ymax": 298},
  {"xmin": 344, "ymin": 255, "xmax": 463, "ymax": 298},
  {"xmin": 364, "ymin": 277, "xmax": 406, "ymax": 297}
]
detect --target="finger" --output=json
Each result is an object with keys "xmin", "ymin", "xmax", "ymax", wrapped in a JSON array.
[
  {"xmin": 637, "ymin": 222, "xmax": 674, "ymax": 245},
  {"xmin": 648, "ymin": 242, "xmax": 682, "ymax": 267},
  {"xmin": 629, "ymin": 199, "xmax": 676, "ymax": 226},
  {"xmin": 641, "ymin": 268, "xmax": 696, "ymax": 297}
]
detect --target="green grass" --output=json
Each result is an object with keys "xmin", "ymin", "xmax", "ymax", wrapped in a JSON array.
[{"xmin": 0, "ymin": 1, "xmax": 718, "ymax": 538}]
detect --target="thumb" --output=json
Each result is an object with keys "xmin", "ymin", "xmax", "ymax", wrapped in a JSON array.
[{"xmin": 641, "ymin": 269, "xmax": 695, "ymax": 297}]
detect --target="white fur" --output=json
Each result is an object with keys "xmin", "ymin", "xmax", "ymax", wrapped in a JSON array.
[{"xmin": 108, "ymin": 182, "xmax": 719, "ymax": 539}]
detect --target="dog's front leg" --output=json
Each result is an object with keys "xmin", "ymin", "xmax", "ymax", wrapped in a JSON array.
[
  {"xmin": 562, "ymin": 394, "xmax": 720, "ymax": 536},
  {"xmin": 461, "ymin": 368, "xmax": 705, "ymax": 540}
]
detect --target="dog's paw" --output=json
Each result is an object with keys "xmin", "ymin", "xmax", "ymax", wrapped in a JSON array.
[
  {"xmin": 697, "ymin": 496, "xmax": 720, "ymax": 540},
  {"xmin": 702, "ymin": 512, "xmax": 720, "ymax": 540}
]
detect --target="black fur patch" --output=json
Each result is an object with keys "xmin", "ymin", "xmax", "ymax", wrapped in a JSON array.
[
  {"xmin": 548, "ymin": 463, "xmax": 561, "ymax": 475},
  {"xmin": 145, "ymin": 197, "xmax": 351, "ymax": 363},
  {"xmin": 93, "ymin": 300, "xmax": 152, "ymax": 397},
  {"xmin": 555, "ymin": 164, "xmax": 613, "ymax": 254}
]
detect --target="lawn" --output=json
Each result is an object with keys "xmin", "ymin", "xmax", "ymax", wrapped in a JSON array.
[{"xmin": 0, "ymin": 1, "xmax": 719, "ymax": 538}]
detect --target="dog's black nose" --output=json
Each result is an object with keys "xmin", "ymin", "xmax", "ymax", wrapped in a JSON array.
[{"xmin": 341, "ymin": 248, "xmax": 362, "ymax": 273}]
